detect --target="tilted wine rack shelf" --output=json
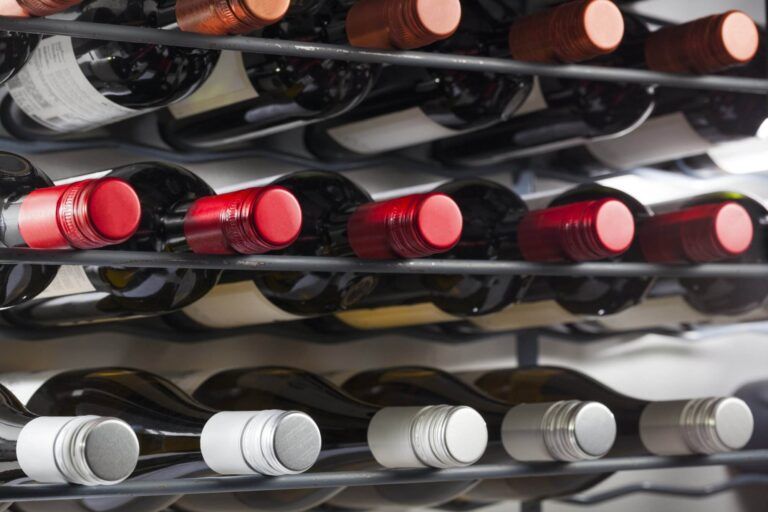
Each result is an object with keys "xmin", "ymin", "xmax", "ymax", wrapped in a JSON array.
[{"xmin": 0, "ymin": 450, "xmax": 765, "ymax": 503}]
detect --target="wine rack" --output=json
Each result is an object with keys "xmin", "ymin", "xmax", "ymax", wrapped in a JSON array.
[{"xmin": 0, "ymin": 1, "xmax": 766, "ymax": 510}]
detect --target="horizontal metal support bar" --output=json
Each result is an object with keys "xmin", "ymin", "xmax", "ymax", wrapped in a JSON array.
[
  {"xmin": 1, "ymin": 249, "xmax": 768, "ymax": 279},
  {"xmin": 2, "ymin": 450, "xmax": 767, "ymax": 502},
  {"xmin": 0, "ymin": 18, "xmax": 766, "ymax": 93}
]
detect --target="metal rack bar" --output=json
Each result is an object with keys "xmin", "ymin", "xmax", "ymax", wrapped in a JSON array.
[
  {"xmin": 2, "ymin": 451, "xmax": 767, "ymax": 503},
  {"xmin": 0, "ymin": 18, "xmax": 766, "ymax": 94},
  {"xmin": 3, "ymin": 249, "xmax": 768, "ymax": 279}
]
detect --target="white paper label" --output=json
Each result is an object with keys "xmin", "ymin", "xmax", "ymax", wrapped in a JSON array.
[
  {"xmin": 469, "ymin": 300, "xmax": 579, "ymax": 332},
  {"xmin": 181, "ymin": 281, "xmax": 304, "ymax": 328},
  {"xmin": 36, "ymin": 265, "xmax": 97, "ymax": 300},
  {"xmin": 327, "ymin": 106, "xmax": 461, "ymax": 154},
  {"xmin": 168, "ymin": 51, "xmax": 258, "ymax": 119},
  {"xmin": 7, "ymin": 36, "xmax": 143, "ymax": 132},
  {"xmin": 586, "ymin": 112, "xmax": 713, "ymax": 170}
]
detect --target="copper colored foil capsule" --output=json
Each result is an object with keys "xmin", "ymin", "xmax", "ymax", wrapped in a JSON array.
[
  {"xmin": 176, "ymin": 0, "xmax": 290, "ymax": 36},
  {"xmin": 645, "ymin": 11, "xmax": 759, "ymax": 74},
  {"xmin": 12, "ymin": 0, "xmax": 82, "ymax": 17},
  {"xmin": 346, "ymin": 0, "xmax": 462, "ymax": 50},
  {"xmin": 508, "ymin": 0, "xmax": 625, "ymax": 64}
]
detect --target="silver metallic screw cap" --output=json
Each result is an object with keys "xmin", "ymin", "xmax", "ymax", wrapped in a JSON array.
[
  {"xmin": 368, "ymin": 405, "xmax": 488, "ymax": 469},
  {"xmin": 502, "ymin": 401, "xmax": 617, "ymax": 462},
  {"xmin": 201, "ymin": 410, "xmax": 321, "ymax": 476},
  {"xmin": 17, "ymin": 416, "xmax": 139, "ymax": 485},
  {"xmin": 640, "ymin": 397, "xmax": 754, "ymax": 456}
]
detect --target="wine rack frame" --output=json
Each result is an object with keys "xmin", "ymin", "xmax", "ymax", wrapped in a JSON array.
[{"xmin": 0, "ymin": 450, "xmax": 763, "ymax": 503}]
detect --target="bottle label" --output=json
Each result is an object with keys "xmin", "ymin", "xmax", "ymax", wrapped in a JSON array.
[
  {"xmin": 335, "ymin": 302, "xmax": 458, "ymax": 330},
  {"xmin": 586, "ymin": 112, "xmax": 712, "ymax": 170},
  {"xmin": 35, "ymin": 265, "xmax": 97, "ymax": 300},
  {"xmin": 7, "ymin": 36, "xmax": 143, "ymax": 132},
  {"xmin": 181, "ymin": 280, "xmax": 304, "ymax": 328},
  {"xmin": 469, "ymin": 300, "xmax": 579, "ymax": 332},
  {"xmin": 168, "ymin": 51, "xmax": 258, "ymax": 119}
]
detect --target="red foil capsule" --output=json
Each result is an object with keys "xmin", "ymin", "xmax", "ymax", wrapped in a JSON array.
[
  {"xmin": 18, "ymin": 178, "xmax": 142, "ymax": 250},
  {"xmin": 639, "ymin": 202, "xmax": 753, "ymax": 263},
  {"xmin": 346, "ymin": 0, "xmax": 462, "ymax": 50},
  {"xmin": 184, "ymin": 186, "xmax": 302, "ymax": 255},
  {"xmin": 12, "ymin": 0, "xmax": 82, "ymax": 17},
  {"xmin": 508, "ymin": 0, "xmax": 625, "ymax": 64},
  {"xmin": 348, "ymin": 193, "xmax": 463, "ymax": 259},
  {"xmin": 176, "ymin": 0, "xmax": 290, "ymax": 36},
  {"xmin": 518, "ymin": 198, "xmax": 635, "ymax": 262},
  {"xmin": 645, "ymin": 11, "xmax": 759, "ymax": 74}
]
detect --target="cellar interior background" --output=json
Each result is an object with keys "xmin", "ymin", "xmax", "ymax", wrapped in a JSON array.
[{"xmin": 1, "ymin": 0, "xmax": 767, "ymax": 510}]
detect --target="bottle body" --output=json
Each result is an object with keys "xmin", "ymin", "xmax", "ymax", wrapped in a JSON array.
[{"xmin": 1, "ymin": 0, "xmax": 218, "ymax": 138}]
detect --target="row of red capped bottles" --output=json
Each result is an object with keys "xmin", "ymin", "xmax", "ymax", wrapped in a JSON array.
[{"xmin": 0, "ymin": 364, "xmax": 753, "ymax": 512}]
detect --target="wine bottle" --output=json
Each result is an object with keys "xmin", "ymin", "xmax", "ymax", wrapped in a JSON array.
[
  {"xmin": 166, "ymin": 171, "xmax": 462, "ymax": 330},
  {"xmin": 433, "ymin": 10, "xmax": 759, "ymax": 168},
  {"xmin": 2, "ymin": 368, "xmax": 322, "ymax": 478},
  {"xmin": 305, "ymin": 0, "xmax": 624, "ymax": 160},
  {"xmin": 0, "ymin": 378, "xmax": 139, "ymax": 486},
  {"xmin": 325, "ymin": 181, "xmax": 638, "ymax": 332},
  {"xmin": 0, "ymin": 152, "xmax": 141, "ymax": 308},
  {"xmin": 1, "ymin": 163, "xmax": 281, "ymax": 326},
  {"xmin": 472, "ymin": 366, "xmax": 754, "ymax": 456},
  {"xmin": 161, "ymin": 0, "xmax": 462, "ymax": 151},
  {"xmin": 173, "ymin": 366, "xmax": 487, "ymax": 512},
  {"xmin": 0, "ymin": 0, "xmax": 292, "ymax": 138},
  {"xmin": 570, "ymin": 12, "xmax": 763, "ymax": 171}
]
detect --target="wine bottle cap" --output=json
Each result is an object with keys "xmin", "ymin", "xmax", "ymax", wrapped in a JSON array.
[
  {"xmin": 645, "ymin": 11, "xmax": 759, "ymax": 74},
  {"xmin": 13, "ymin": 0, "xmax": 82, "ymax": 16},
  {"xmin": 17, "ymin": 416, "xmax": 139, "ymax": 485},
  {"xmin": 18, "ymin": 178, "xmax": 141, "ymax": 250},
  {"xmin": 640, "ymin": 202, "xmax": 754, "ymax": 263},
  {"xmin": 639, "ymin": 398, "xmax": 754, "ymax": 456},
  {"xmin": 346, "ymin": 0, "xmax": 462, "ymax": 50},
  {"xmin": 201, "ymin": 410, "xmax": 321, "ymax": 476},
  {"xmin": 509, "ymin": 0, "xmax": 624, "ymax": 64},
  {"xmin": 184, "ymin": 186, "xmax": 302, "ymax": 255},
  {"xmin": 501, "ymin": 401, "xmax": 616, "ymax": 462},
  {"xmin": 518, "ymin": 198, "xmax": 635, "ymax": 262},
  {"xmin": 368, "ymin": 405, "xmax": 487, "ymax": 469},
  {"xmin": 176, "ymin": 0, "xmax": 290, "ymax": 36},
  {"xmin": 348, "ymin": 193, "xmax": 463, "ymax": 259}
]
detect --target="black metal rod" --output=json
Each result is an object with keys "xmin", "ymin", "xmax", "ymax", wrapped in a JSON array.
[
  {"xmin": 0, "ymin": 18, "xmax": 767, "ymax": 93},
  {"xmin": 3, "ymin": 248, "xmax": 768, "ymax": 279},
  {"xmin": 2, "ymin": 451, "xmax": 767, "ymax": 502}
]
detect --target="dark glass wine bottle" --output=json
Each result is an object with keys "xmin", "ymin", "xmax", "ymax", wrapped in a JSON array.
[
  {"xmin": 567, "ymin": 12, "xmax": 763, "ymax": 171},
  {"xmin": 0, "ymin": 152, "xmax": 142, "ymax": 308},
  {"xmin": 0, "ymin": 377, "xmax": 138, "ymax": 486},
  {"xmin": 166, "ymin": 171, "xmax": 462, "ymax": 330},
  {"xmin": 325, "ymin": 181, "xmax": 638, "ymax": 332},
  {"xmin": 176, "ymin": 366, "xmax": 486, "ymax": 512},
  {"xmin": 0, "ymin": 0, "xmax": 235, "ymax": 139},
  {"xmin": 473, "ymin": 366, "xmax": 754, "ymax": 456},
  {"xmin": 1, "ymin": 163, "xmax": 226, "ymax": 326},
  {"xmin": 11, "ymin": 368, "xmax": 320, "ymax": 477},
  {"xmin": 161, "ymin": 0, "xmax": 460, "ymax": 150}
]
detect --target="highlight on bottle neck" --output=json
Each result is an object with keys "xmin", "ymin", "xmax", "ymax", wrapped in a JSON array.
[
  {"xmin": 639, "ymin": 201, "xmax": 754, "ymax": 263},
  {"xmin": 368, "ymin": 405, "xmax": 488, "ymax": 469},
  {"xmin": 176, "ymin": 0, "xmax": 291, "ymax": 35},
  {"xmin": 17, "ymin": 416, "xmax": 139, "ymax": 485},
  {"xmin": 201, "ymin": 410, "xmax": 322, "ymax": 476},
  {"xmin": 644, "ymin": 10, "xmax": 759, "ymax": 74},
  {"xmin": 508, "ymin": 0, "xmax": 625, "ymax": 64},
  {"xmin": 639, "ymin": 397, "xmax": 754, "ymax": 456},
  {"xmin": 18, "ymin": 178, "xmax": 142, "ymax": 250},
  {"xmin": 347, "ymin": 193, "xmax": 463, "ymax": 259},
  {"xmin": 183, "ymin": 186, "xmax": 302, "ymax": 255},
  {"xmin": 346, "ymin": 0, "xmax": 462, "ymax": 50},
  {"xmin": 517, "ymin": 197, "xmax": 636, "ymax": 262},
  {"xmin": 7, "ymin": 0, "xmax": 81, "ymax": 17},
  {"xmin": 501, "ymin": 401, "xmax": 617, "ymax": 462}
]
